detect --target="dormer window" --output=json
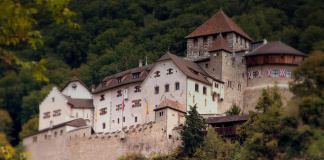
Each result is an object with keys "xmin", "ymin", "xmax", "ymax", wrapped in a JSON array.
[
  {"xmin": 133, "ymin": 72, "xmax": 140, "ymax": 79},
  {"xmin": 117, "ymin": 90, "xmax": 122, "ymax": 97},
  {"xmin": 101, "ymin": 83, "xmax": 106, "ymax": 87},
  {"xmin": 154, "ymin": 71, "xmax": 160, "ymax": 77},
  {"xmin": 72, "ymin": 84, "xmax": 77, "ymax": 90},
  {"xmin": 100, "ymin": 94, "xmax": 105, "ymax": 101},
  {"xmin": 117, "ymin": 77, "xmax": 122, "ymax": 83},
  {"xmin": 167, "ymin": 68, "xmax": 173, "ymax": 75}
]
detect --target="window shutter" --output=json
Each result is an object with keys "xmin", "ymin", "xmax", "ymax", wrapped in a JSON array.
[
  {"xmin": 134, "ymin": 87, "xmax": 136, "ymax": 93},
  {"xmin": 167, "ymin": 69, "xmax": 169, "ymax": 75},
  {"xmin": 116, "ymin": 105, "xmax": 118, "ymax": 111},
  {"xmin": 139, "ymin": 99, "xmax": 142, "ymax": 106},
  {"xmin": 132, "ymin": 100, "xmax": 135, "ymax": 107},
  {"xmin": 170, "ymin": 68, "xmax": 173, "ymax": 74},
  {"xmin": 139, "ymin": 87, "xmax": 141, "ymax": 92},
  {"xmin": 154, "ymin": 72, "xmax": 157, "ymax": 77}
]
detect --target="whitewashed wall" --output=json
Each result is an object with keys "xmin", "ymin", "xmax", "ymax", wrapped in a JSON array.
[{"xmin": 62, "ymin": 81, "xmax": 91, "ymax": 99}]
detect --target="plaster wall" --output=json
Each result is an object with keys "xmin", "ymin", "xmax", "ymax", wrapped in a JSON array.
[{"xmin": 61, "ymin": 81, "xmax": 91, "ymax": 99}]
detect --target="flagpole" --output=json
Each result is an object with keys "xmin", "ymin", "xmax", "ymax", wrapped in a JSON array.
[{"xmin": 122, "ymin": 95, "xmax": 124, "ymax": 130}]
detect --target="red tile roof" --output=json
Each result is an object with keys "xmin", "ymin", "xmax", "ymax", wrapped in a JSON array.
[
  {"xmin": 154, "ymin": 99, "xmax": 186, "ymax": 113},
  {"xmin": 185, "ymin": 11, "xmax": 253, "ymax": 41},
  {"xmin": 208, "ymin": 34, "xmax": 233, "ymax": 53},
  {"xmin": 245, "ymin": 41, "xmax": 307, "ymax": 57}
]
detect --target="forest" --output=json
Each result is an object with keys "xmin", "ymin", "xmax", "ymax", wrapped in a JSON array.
[{"xmin": 0, "ymin": 0, "xmax": 323, "ymax": 157}]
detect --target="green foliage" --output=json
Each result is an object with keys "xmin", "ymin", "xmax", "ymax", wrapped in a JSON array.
[
  {"xmin": 0, "ymin": 145, "xmax": 32, "ymax": 160},
  {"xmin": 0, "ymin": 133, "xmax": 10, "ymax": 147},
  {"xmin": 225, "ymin": 104, "xmax": 242, "ymax": 116},
  {"xmin": 0, "ymin": 110, "xmax": 13, "ymax": 141},
  {"xmin": 180, "ymin": 104, "xmax": 206, "ymax": 157},
  {"xmin": 117, "ymin": 153, "xmax": 147, "ymax": 160},
  {"xmin": 19, "ymin": 116, "xmax": 39, "ymax": 139}
]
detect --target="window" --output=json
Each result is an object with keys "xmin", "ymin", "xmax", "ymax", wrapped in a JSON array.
[
  {"xmin": 101, "ymin": 83, "xmax": 106, "ymax": 87},
  {"xmin": 217, "ymin": 53, "xmax": 219, "ymax": 56},
  {"xmin": 175, "ymin": 82, "xmax": 180, "ymax": 90},
  {"xmin": 76, "ymin": 112, "xmax": 78, "ymax": 118},
  {"xmin": 238, "ymin": 84, "xmax": 242, "ymax": 92},
  {"xmin": 155, "ymin": 87, "xmax": 159, "ymax": 94},
  {"xmin": 117, "ymin": 77, "xmax": 122, "ymax": 83},
  {"xmin": 195, "ymin": 84, "xmax": 199, "ymax": 92},
  {"xmin": 203, "ymin": 36, "xmax": 207, "ymax": 45},
  {"xmin": 123, "ymin": 116, "xmax": 125, "ymax": 122},
  {"xmin": 116, "ymin": 104, "xmax": 122, "ymax": 111},
  {"xmin": 160, "ymin": 111, "xmax": 164, "ymax": 116},
  {"xmin": 60, "ymin": 130, "xmax": 63, "ymax": 135},
  {"xmin": 132, "ymin": 99, "xmax": 141, "ymax": 107},
  {"xmin": 286, "ymin": 70, "xmax": 291, "ymax": 77},
  {"xmin": 33, "ymin": 136, "xmax": 37, "ymax": 143},
  {"xmin": 100, "ymin": 107, "xmax": 107, "ymax": 115},
  {"xmin": 253, "ymin": 71, "xmax": 258, "ymax": 79},
  {"xmin": 154, "ymin": 71, "xmax": 160, "ymax": 77},
  {"xmin": 205, "ymin": 64, "xmax": 208, "ymax": 68},
  {"xmin": 165, "ymin": 84, "xmax": 169, "ymax": 92},
  {"xmin": 203, "ymin": 87, "xmax": 207, "ymax": 95},
  {"xmin": 52, "ymin": 97, "xmax": 55, "ymax": 102},
  {"xmin": 117, "ymin": 118, "xmax": 120, "ymax": 124},
  {"xmin": 54, "ymin": 132, "xmax": 57, "ymax": 137},
  {"xmin": 135, "ymin": 117, "xmax": 137, "ymax": 122},
  {"xmin": 72, "ymin": 84, "xmax": 77, "ymax": 90},
  {"xmin": 167, "ymin": 68, "xmax": 173, "ymax": 75},
  {"xmin": 194, "ymin": 38, "xmax": 198, "ymax": 46},
  {"xmin": 117, "ymin": 90, "xmax": 122, "ymax": 97},
  {"xmin": 103, "ymin": 123, "xmax": 106, "ymax": 129},
  {"xmin": 242, "ymin": 73, "xmax": 244, "ymax": 78},
  {"xmin": 134, "ymin": 86, "xmax": 141, "ymax": 93},
  {"xmin": 133, "ymin": 72, "xmax": 140, "ymax": 79},
  {"xmin": 212, "ymin": 94, "xmax": 215, "ymax": 101},
  {"xmin": 53, "ymin": 110, "xmax": 61, "ymax": 117},
  {"xmin": 43, "ymin": 112, "xmax": 50, "ymax": 119},
  {"xmin": 45, "ymin": 135, "xmax": 47, "ymax": 139},
  {"xmin": 273, "ymin": 70, "xmax": 279, "ymax": 77},
  {"xmin": 100, "ymin": 94, "xmax": 105, "ymax": 101}
]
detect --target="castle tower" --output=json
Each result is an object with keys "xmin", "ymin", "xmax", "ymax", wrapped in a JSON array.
[
  {"xmin": 243, "ymin": 41, "xmax": 308, "ymax": 113},
  {"xmin": 185, "ymin": 11, "xmax": 253, "ymax": 61}
]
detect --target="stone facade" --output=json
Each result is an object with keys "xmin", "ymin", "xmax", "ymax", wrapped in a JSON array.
[{"xmin": 24, "ymin": 121, "xmax": 181, "ymax": 160}]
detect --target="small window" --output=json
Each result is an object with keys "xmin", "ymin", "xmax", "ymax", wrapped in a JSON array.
[
  {"xmin": 273, "ymin": 70, "xmax": 279, "ymax": 77},
  {"xmin": 212, "ymin": 94, "xmax": 215, "ymax": 101},
  {"xmin": 195, "ymin": 84, "xmax": 199, "ymax": 92},
  {"xmin": 60, "ymin": 130, "xmax": 63, "ymax": 135},
  {"xmin": 112, "ymin": 120, "xmax": 115, "ymax": 123},
  {"xmin": 116, "ymin": 104, "xmax": 122, "ymax": 111},
  {"xmin": 72, "ymin": 84, "xmax": 77, "ymax": 90},
  {"xmin": 43, "ymin": 112, "xmax": 50, "ymax": 119},
  {"xmin": 100, "ymin": 107, "xmax": 107, "ymax": 115},
  {"xmin": 52, "ymin": 97, "xmax": 55, "ymax": 102},
  {"xmin": 103, "ymin": 123, "xmax": 106, "ymax": 129},
  {"xmin": 203, "ymin": 87, "xmax": 207, "ymax": 95},
  {"xmin": 165, "ymin": 84, "xmax": 169, "ymax": 92},
  {"xmin": 205, "ymin": 64, "xmax": 208, "ymax": 68},
  {"xmin": 167, "ymin": 68, "xmax": 173, "ymax": 75},
  {"xmin": 194, "ymin": 38, "xmax": 198, "ymax": 46},
  {"xmin": 238, "ymin": 84, "xmax": 242, "ymax": 92},
  {"xmin": 242, "ymin": 73, "xmax": 244, "ymax": 78},
  {"xmin": 54, "ymin": 132, "xmax": 57, "ymax": 137},
  {"xmin": 286, "ymin": 71, "xmax": 291, "ymax": 77},
  {"xmin": 117, "ymin": 77, "xmax": 122, "ymax": 83},
  {"xmin": 123, "ymin": 116, "xmax": 125, "ymax": 122},
  {"xmin": 101, "ymin": 83, "xmax": 106, "ymax": 87},
  {"xmin": 53, "ymin": 110, "xmax": 61, "ymax": 117},
  {"xmin": 253, "ymin": 71, "xmax": 258, "ymax": 79},
  {"xmin": 135, "ymin": 117, "xmax": 138, "ymax": 122},
  {"xmin": 117, "ymin": 90, "xmax": 122, "ymax": 97},
  {"xmin": 175, "ymin": 82, "xmax": 180, "ymax": 90},
  {"xmin": 134, "ymin": 86, "xmax": 141, "ymax": 93},
  {"xmin": 155, "ymin": 86, "xmax": 159, "ymax": 94},
  {"xmin": 132, "ymin": 99, "xmax": 141, "ymax": 107},
  {"xmin": 117, "ymin": 118, "xmax": 120, "ymax": 124},
  {"xmin": 100, "ymin": 94, "xmax": 105, "ymax": 101},
  {"xmin": 133, "ymin": 72, "xmax": 140, "ymax": 79},
  {"xmin": 160, "ymin": 111, "xmax": 164, "ymax": 116},
  {"xmin": 214, "ymin": 83, "xmax": 219, "ymax": 88},
  {"xmin": 155, "ymin": 71, "xmax": 160, "ymax": 77}
]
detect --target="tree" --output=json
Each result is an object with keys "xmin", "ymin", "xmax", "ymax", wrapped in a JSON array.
[
  {"xmin": 19, "ymin": 116, "xmax": 39, "ymax": 139},
  {"xmin": 0, "ymin": 110, "xmax": 13, "ymax": 142},
  {"xmin": 225, "ymin": 104, "xmax": 242, "ymax": 116},
  {"xmin": 180, "ymin": 104, "xmax": 206, "ymax": 157}
]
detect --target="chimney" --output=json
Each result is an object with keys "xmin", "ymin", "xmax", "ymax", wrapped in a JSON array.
[
  {"xmin": 91, "ymin": 85, "xmax": 95, "ymax": 92},
  {"xmin": 139, "ymin": 60, "xmax": 143, "ymax": 67}
]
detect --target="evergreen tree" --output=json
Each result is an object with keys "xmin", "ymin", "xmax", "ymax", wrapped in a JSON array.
[
  {"xmin": 180, "ymin": 104, "xmax": 206, "ymax": 157},
  {"xmin": 225, "ymin": 104, "xmax": 242, "ymax": 116}
]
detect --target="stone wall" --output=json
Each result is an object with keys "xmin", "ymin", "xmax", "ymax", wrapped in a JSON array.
[{"xmin": 24, "ymin": 121, "xmax": 182, "ymax": 160}]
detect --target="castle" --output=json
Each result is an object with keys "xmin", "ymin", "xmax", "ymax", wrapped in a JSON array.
[{"xmin": 23, "ymin": 11, "xmax": 307, "ymax": 160}]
